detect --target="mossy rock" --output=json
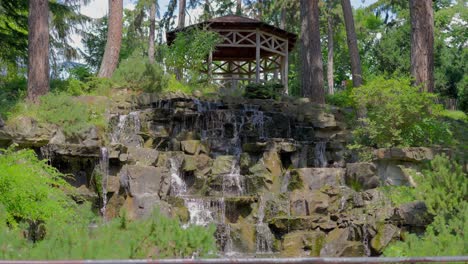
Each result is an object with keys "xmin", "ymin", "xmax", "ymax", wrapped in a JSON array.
[{"xmin": 281, "ymin": 230, "xmax": 326, "ymax": 257}]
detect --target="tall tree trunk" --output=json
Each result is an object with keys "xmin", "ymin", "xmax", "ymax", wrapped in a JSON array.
[
  {"xmin": 236, "ymin": 0, "xmax": 242, "ymax": 15},
  {"xmin": 410, "ymin": 0, "xmax": 434, "ymax": 92},
  {"xmin": 280, "ymin": 7, "xmax": 286, "ymax": 29},
  {"xmin": 341, "ymin": 0, "xmax": 362, "ymax": 87},
  {"xmin": 178, "ymin": 0, "xmax": 186, "ymax": 28},
  {"xmin": 148, "ymin": 2, "xmax": 156, "ymax": 64},
  {"xmin": 98, "ymin": 0, "xmax": 123, "ymax": 78},
  {"xmin": 300, "ymin": 0, "xmax": 325, "ymax": 103},
  {"xmin": 175, "ymin": 0, "xmax": 186, "ymax": 80},
  {"xmin": 327, "ymin": 11, "xmax": 334, "ymax": 94},
  {"xmin": 27, "ymin": 0, "xmax": 49, "ymax": 103}
]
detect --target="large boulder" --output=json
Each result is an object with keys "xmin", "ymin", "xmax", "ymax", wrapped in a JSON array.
[
  {"xmin": 281, "ymin": 230, "xmax": 326, "ymax": 257},
  {"xmin": 120, "ymin": 147, "xmax": 159, "ymax": 166},
  {"xmin": 374, "ymin": 147, "xmax": 448, "ymax": 162},
  {"xmin": 293, "ymin": 168, "xmax": 345, "ymax": 191},
  {"xmin": 290, "ymin": 189, "xmax": 330, "ymax": 216},
  {"xmin": 118, "ymin": 165, "xmax": 169, "ymax": 198},
  {"xmin": 212, "ymin": 155, "xmax": 235, "ymax": 175},
  {"xmin": 397, "ymin": 201, "xmax": 433, "ymax": 227},
  {"xmin": 320, "ymin": 228, "xmax": 367, "ymax": 257},
  {"xmin": 370, "ymin": 223, "xmax": 399, "ymax": 253},
  {"xmin": 0, "ymin": 116, "xmax": 53, "ymax": 147},
  {"xmin": 345, "ymin": 163, "xmax": 380, "ymax": 190},
  {"xmin": 269, "ymin": 215, "xmax": 337, "ymax": 234},
  {"xmin": 181, "ymin": 140, "xmax": 201, "ymax": 155}
]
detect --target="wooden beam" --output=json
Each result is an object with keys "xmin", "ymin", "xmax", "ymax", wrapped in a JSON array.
[{"xmin": 256, "ymin": 29, "xmax": 260, "ymax": 83}]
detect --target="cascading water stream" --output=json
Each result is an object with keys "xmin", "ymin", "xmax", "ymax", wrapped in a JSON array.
[
  {"xmin": 255, "ymin": 196, "xmax": 274, "ymax": 253},
  {"xmin": 314, "ymin": 141, "xmax": 328, "ymax": 168},
  {"xmin": 169, "ymin": 157, "xmax": 187, "ymax": 196},
  {"xmin": 222, "ymin": 159, "xmax": 244, "ymax": 197},
  {"xmin": 110, "ymin": 111, "xmax": 142, "ymax": 147},
  {"xmin": 99, "ymin": 147, "xmax": 109, "ymax": 218}
]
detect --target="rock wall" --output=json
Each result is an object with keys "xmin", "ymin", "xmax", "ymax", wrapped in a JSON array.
[{"xmin": 0, "ymin": 92, "xmax": 434, "ymax": 257}]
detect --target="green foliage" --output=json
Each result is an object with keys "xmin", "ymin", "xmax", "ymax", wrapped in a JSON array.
[
  {"xmin": 166, "ymin": 28, "xmax": 222, "ymax": 80},
  {"xmin": 112, "ymin": 53, "xmax": 169, "ymax": 93},
  {"xmin": 384, "ymin": 154, "xmax": 467, "ymax": 256},
  {"xmin": 440, "ymin": 110, "xmax": 467, "ymax": 121},
  {"xmin": 0, "ymin": 208, "xmax": 217, "ymax": 260},
  {"xmin": 325, "ymin": 88, "xmax": 355, "ymax": 108},
  {"xmin": 244, "ymin": 82, "xmax": 284, "ymax": 100},
  {"xmin": 7, "ymin": 92, "xmax": 107, "ymax": 136},
  {"xmin": 351, "ymin": 77, "xmax": 453, "ymax": 148},
  {"xmin": 0, "ymin": 74, "xmax": 27, "ymax": 118},
  {"xmin": 36, "ymin": 93, "xmax": 104, "ymax": 136},
  {"xmin": 0, "ymin": 147, "xmax": 76, "ymax": 226}
]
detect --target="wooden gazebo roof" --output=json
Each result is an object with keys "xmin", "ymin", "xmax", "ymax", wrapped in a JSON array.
[{"xmin": 166, "ymin": 15, "xmax": 297, "ymax": 61}]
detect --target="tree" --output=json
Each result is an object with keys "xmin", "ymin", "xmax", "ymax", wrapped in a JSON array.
[
  {"xmin": 341, "ymin": 0, "xmax": 362, "ymax": 87},
  {"xmin": 148, "ymin": 1, "xmax": 158, "ymax": 63},
  {"xmin": 98, "ymin": 0, "xmax": 123, "ymax": 78},
  {"xmin": 178, "ymin": 0, "xmax": 186, "ymax": 28},
  {"xmin": 236, "ymin": 0, "xmax": 242, "ymax": 15},
  {"xmin": 300, "ymin": 0, "xmax": 325, "ymax": 103},
  {"xmin": 27, "ymin": 0, "xmax": 49, "ymax": 103},
  {"xmin": 410, "ymin": 0, "xmax": 434, "ymax": 92},
  {"xmin": 325, "ymin": 0, "xmax": 340, "ymax": 94}
]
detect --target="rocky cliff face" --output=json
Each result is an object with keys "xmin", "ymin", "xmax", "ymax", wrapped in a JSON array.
[{"xmin": 0, "ymin": 92, "xmax": 436, "ymax": 257}]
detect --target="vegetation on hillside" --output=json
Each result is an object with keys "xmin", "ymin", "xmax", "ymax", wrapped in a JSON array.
[
  {"xmin": 0, "ymin": 148, "xmax": 217, "ymax": 259},
  {"xmin": 383, "ymin": 155, "xmax": 467, "ymax": 256}
]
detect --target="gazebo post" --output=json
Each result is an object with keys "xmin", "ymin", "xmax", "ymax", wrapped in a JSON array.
[
  {"xmin": 283, "ymin": 41, "xmax": 289, "ymax": 94},
  {"xmin": 208, "ymin": 51, "xmax": 213, "ymax": 82},
  {"xmin": 255, "ymin": 29, "xmax": 260, "ymax": 83}
]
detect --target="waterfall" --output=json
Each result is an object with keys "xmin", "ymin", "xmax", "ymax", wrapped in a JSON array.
[
  {"xmin": 256, "ymin": 196, "xmax": 274, "ymax": 253},
  {"xmin": 99, "ymin": 147, "xmax": 109, "ymax": 218},
  {"xmin": 184, "ymin": 198, "xmax": 226, "ymax": 227},
  {"xmin": 110, "ymin": 111, "xmax": 142, "ymax": 147},
  {"xmin": 314, "ymin": 141, "xmax": 327, "ymax": 168},
  {"xmin": 222, "ymin": 159, "xmax": 244, "ymax": 196},
  {"xmin": 169, "ymin": 157, "xmax": 187, "ymax": 196}
]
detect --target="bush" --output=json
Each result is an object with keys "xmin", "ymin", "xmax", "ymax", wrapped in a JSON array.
[
  {"xmin": 351, "ymin": 77, "xmax": 453, "ymax": 148},
  {"xmin": 0, "ymin": 147, "xmax": 76, "ymax": 226},
  {"xmin": 112, "ymin": 53, "xmax": 169, "ymax": 92},
  {"xmin": 325, "ymin": 88, "xmax": 355, "ymax": 108},
  {"xmin": 36, "ymin": 93, "xmax": 104, "ymax": 136},
  {"xmin": 383, "ymin": 154, "xmax": 467, "ymax": 256},
  {"xmin": 244, "ymin": 82, "xmax": 284, "ymax": 99},
  {"xmin": 0, "ymin": 208, "xmax": 217, "ymax": 260}
]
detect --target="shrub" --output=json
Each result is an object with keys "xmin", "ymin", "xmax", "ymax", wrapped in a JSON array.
[
  {"xmin": 36, "ymin": 93, "xmax": 100, "ymax": 136},
  {"xmin": 112, "ymin": 53, "xmax": 169, "ymax": 92},
  {"xmin": 351, "ymin": 77, "xmax": 453, "ymax": 148},
  {"xmin": 1, "ymin": 208, "xmax": 217, "ymax": 260},
  {"xmin": 244, "ymin": 82, "xmax": 284, "ymax": 99},
  {"xmin": 383, "ymin": 154, "xmax": 467, "ymax": 256},
  {"xmin": 325, "ymin": 88, "xmax": 355, "ymax": 108},
  {"xmin": 0, "ymin": 147, "xmax": 76, "ymax": 227}
]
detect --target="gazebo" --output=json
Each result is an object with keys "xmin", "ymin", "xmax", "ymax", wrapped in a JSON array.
[{"xmin": 167, "ymin": 15, "xmax": 297, "ymax": 93}]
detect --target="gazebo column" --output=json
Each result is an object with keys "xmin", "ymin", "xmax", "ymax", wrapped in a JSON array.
[
  {"xmin": 282, "ymin": 42, "xmax": 289, "ymax": 94},
  {"xmin": 207, "ymin": 51, "xmax": 213, "ymax": 82},
  {"xmin": 256, "ymin": 29, "xmax": 260, "ymax": 83}
]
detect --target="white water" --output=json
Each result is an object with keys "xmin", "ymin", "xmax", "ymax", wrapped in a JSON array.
[
  {"xmin": 99, "ymin": 147, "xmax": 109, "ymax": 218},
  {"xmin": 255, "ymin": 196, "xmax": 274, "ymax": 253},
  {"xmin": 110, "ymin": 111, "xmax": 142, "ymax": 146},
  {"xmin": 169, "ymin": 157, "xmax": 187, "ymax": 196},
  {"xmin": 314, "ymin": 141, "xmax": 327, "ymax": 168},
  {"xmin": 222, "ymin": 159, "xmax": 244, "ymax": 196}
]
